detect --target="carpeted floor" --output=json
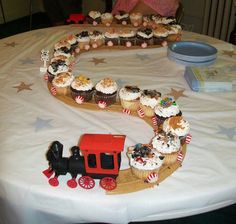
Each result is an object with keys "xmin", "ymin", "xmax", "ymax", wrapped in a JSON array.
[{"xmin": 0, "ymin": 12, "xmax": 236, "ymax": 224}]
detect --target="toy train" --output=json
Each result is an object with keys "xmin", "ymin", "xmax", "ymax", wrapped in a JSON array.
[{"xmin": 43, "ymin": 134, "xmax": 126, "ymax": 191}]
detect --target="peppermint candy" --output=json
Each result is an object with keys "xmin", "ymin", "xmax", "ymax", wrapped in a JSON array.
[
  {"xmin": 123, "ymin": 108, "xmax": 131, "ymax": 115},
  {"xmin": 122, "ymin": 20, "xmax": 127, "ymax": 25},
  {"xmin": 44, "ymin": 73, "xmax": 48, "ymax": 81},
  {"xmin": 75, "ymin": 47, "xmax": 80, "ymax": 54},
  {"xmin": 161, "ymin": 41, "xmax": 168, "ymax": 47},
  {"xmin": 143, "ymin": 22, "xmax": 147, "ymax": 27},
  {"xmin": 93, "ymin": 21, "xmax": 98, "ymax": 26},
  {"xmin": 146, "ymin": 172, "xmax": 158, "ymax": 184},
  {"xmin": 50, "ymin": 86, "xmax": 57, "ymax": 96},
  {"xmin": 106, "ymin": 23, "xmax": 111, "ymax": 27},
  {"xmin": 75, "ymin": 95, "xmax": 84, "ymax": 104},
  {"xmin": 135, "ymin": 157, "xmax": 144, "ymax": 164},
  {"xmin": 141, "ymin": 42, "xmax": 147, "ymax": 48},
  {"xmin": 84, "ymin": 44, "xmax": 90, "ymax": 51},
  {"xmin": 92, "ymin": 43, "xmax": 98, "ymax": 48},
  {"xmin": 107, "ymin": 41, "xmax": 113, "ymax": 47},
  {"xmin": 151, "ymin": 116, "xmax": 157, "ymax": 126},
  {"xmin": 137, "ymin": 108, "xmax": 145, "ymax": 118},
  {"xmin": 126, "ymin": 41, "xmax": 132, "ymax": 48},
  {"xmin": 177, "ymin": 150, "xmax": 184, "ymax": 163},
  {"xmin": 185, "ymin": 134, "xmax": 192, "ymax": 144},
  {"xmin": 98, "ymin": 100, "xmax": 107, "ymax": 109},
  {"xmin": 133, "ymin": 22, "xmax": 138, "ymax": 27}
]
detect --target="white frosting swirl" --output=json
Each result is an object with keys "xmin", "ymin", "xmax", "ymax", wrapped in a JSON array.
[
  {"xmin": 48, "ymin": 63, "xmax": 69, "ymax": 75},
  {"xmin": 119, "ymin": 86, "xmax": 141, "ymax": 101},
  {"xmin": 151, "ymin": 131, "xmax": 180, "ymax": 154},
  {"xmin": 119, "ymin": 30, "xmax": 136, "ymax": 38},
  {"xmin": 115, "ymin": 13, "xmax": 129, "ymax": 20},
  {"xmin": 137, "ymin": 30, "xmax": 153, "ymax": 39},
  {"xmin": 163, "ymin": 116, "xmax": 190, "ymax": 137},
  {"xmin": 71, "ymin": 76, "xmax": 93, "ymax": 91},
  {"xmin": 95, "ymin": 78, "xmax": 118, "ymax": 94},
  {"xmin": 104, "ymin": 30, "xmax": 119, "ymax": 38},
  {"xmin": 154, "ymin": 98, "xmax": 180, "ymax": 118},
  {"xmin": 101, "ymin": 13, "xmax": 113, "ymax": 20},
  {"xmin": 88, "ymin": 11, "xmax": 101, "ymax": 19},
  {"xmin": 140, "ymin": 92, "xmax": 161, "ymax": 108},
  {"xmin": 52, "ymin": 72, "xmax": 74, "ymax": 87}
]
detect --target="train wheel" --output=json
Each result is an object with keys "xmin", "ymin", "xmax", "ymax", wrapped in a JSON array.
[
  {"xmin": 78, "ymin": 176, "xmax": 95, "ymax": 189},
  {"xmin": 99, "ymin": 177, "xmax": 117, "ymax": 191}
]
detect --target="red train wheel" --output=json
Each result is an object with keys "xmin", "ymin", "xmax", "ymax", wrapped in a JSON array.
[
  {"xmin": 78, "ymin": 176, "xmax": 95, "ymax": 189},
  {"xmin": 99, "ymin": 177, "xmax": 117, "ymax": 191}
]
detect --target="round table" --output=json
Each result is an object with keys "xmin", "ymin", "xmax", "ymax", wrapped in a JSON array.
[{"xmin": 0, "ymin": 25, "xmax": 236, "ymax": 224}]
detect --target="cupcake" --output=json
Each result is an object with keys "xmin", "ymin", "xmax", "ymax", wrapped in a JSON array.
[
  {"xmin": 139, "ymin": 90, "xmax": 162, "ymax": 117},
  {"xmin": 119, "ymin": 86, "xmax": 141, "ymax": 111},
  {"xmin": 70, "ymin": 75, "xmax": 94, "ymax": 103},
  {"xmin": 89, "ymin": 30, "xmax": 104, "ymax": 48},
  {"xmin": 101, "ymin": 12, "xmax": 113, "ymax": 26},
  {"xmin": 142, "ymin": 14, "xmax": 155, "ymax": 27},
  {"xmin": 63, "ymin": 34, "xmax": 78, "ymax": 51},
  {"xmin": 54, "ymin": 41, "xmax": 73, "ymax": 58},
  {"xmin": 167, "ymin": 24, "xmax": 182, "ymax": 42},
  {"xmin": 154, "ymin": 16, "xmax": 176, "ymax": 25},
  {"xmin": 127, "ymin": 143, "xmax": 164, "ymax": 182},
  {"xmin": 162, "ymin": 116, "xmax": 190, "ymax": 145},
  {"xmin": 76, "ymin": 31, "xmax": 90, "ymax": 50},
  {"xmin": 130, "ymin": 12, "xmax": 143, "ymax": 27},
  {"xmin": 136, "ymin": 27, "xmax": 153, "ymax": 47},
  {"xmin": 94, "ymin": 78, "xmax": 118, "ymax": 107},
  {"xmin": 52, "ymin": 72, "xmax": 74, "ymax": 96},
  {"xmin": 119, "ymin": 29, "xmax": 136, "ymax": 47},
  {"xmin": 153, "ymin": 24, "xmax": 170, "ymax": 45},
  {"xmin": 104, "ymin": 29, "xmax": 119, "ymax": 46},
  {"xmin": 154, "ymin": 97, "xmax": 182, "ymax": 126},
  {"xmin": 47, "ymin": 61, "xmax": 70, "ymax": 82},
  {"xmin": 151, "ymin": 130, "xmax": 181, "ymax": 165},
  {"xmin": 50, "ymin": 55, "xmax": 71, "ymax": 66},
  {"xmin": 114, "ymin": 11, "xmax": 130, "ymax": 25},
  {"xmin": 86, "ymin": 10, "xmax": 101, "ymax": 25}
]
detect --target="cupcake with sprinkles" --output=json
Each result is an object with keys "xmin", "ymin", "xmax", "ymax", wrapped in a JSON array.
[
  {"xmin": 70, "ymin": 75, "xmax": 94, "ymax": 103},
  {"xmin": 104, "ymin": 29, "xmax": 119, "ymax": 46},
  {"xmin": 139, "ymin": 90, "xmax": 162, "ymax": 117},
  {"xmin": 52, "ymin": 72, "xmax": 74, "ymax": 96},
  {"xmin": 89, "ymin": 30, "xmax": 104, "ymax": 48},
  {"xmin": 119, "ymin": 85, "xmax": 141, "ymax": 111},
  {"xmin": 101, "ymin": 12, "xmax": 113, "ymax": 26},
  {"xmin": 162, "ymin": 116, "xmax": 190, "ymax": 145},
  {"xmin": 47, "ymin": 60, "xmax": 70, "ymax": 82},
  {"xmin": 76, "ymin": 31, "xmax": 90, "ymax": 50},
  {"xmin": 154, "ymin": 97, "xmax": 182, "ymax": 126},
  {"xmin": 63, "ymin": 34, "xmax": 78, "ymax": 52},
  {"xmin": 114, "ymin": 11, "xmax": 130, "ymax": 25},
  {"xmin": 136, "ymin": 27, "xmax": 153, "ymax": 47},
  {"xmin": 94, "ymin": 78, "xmax": 118, "ymax": 107},
  {"xmin": 119, "ymin": 29, "xmax": 136, "ymax": 47},
  {"xmin": 127, "ymin": 143, "xmax": 164, "ymax": 182},
  {"xmin": 130, "ymin": 12, "xmax": 143, "ymax": 27},
  {"xmin": 151, "ymin": 130, "xmax": 181, "ymax": 165},
  {"xmin": 54, "ymin": 41, "xmax": 73, "ymax": 58}
]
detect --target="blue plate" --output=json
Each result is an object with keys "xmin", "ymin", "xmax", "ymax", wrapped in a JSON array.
[
  {"xmin": 168, "ymin": 54, "xmax": 216, "ymax": 67},
  {"xmin": 168, "ymin": 41, "xmax": 217, "ymax": 62}
]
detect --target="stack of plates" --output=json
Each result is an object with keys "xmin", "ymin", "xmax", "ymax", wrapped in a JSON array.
[{"xmin": 167, "ymin": 41, "xmax": 218, "ymax": 66}]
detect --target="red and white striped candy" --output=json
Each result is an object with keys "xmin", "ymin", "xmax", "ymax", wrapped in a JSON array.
[
  {"xmin": 135, "ymin": 157, "xmax": 144, "ymax": 163},
  {"xmin": 92, "ymin": 43, "xmax": 98, "ymax": 48},
  {"xmin": 84, "ymin": 44, "xmax": 90, "ymax": 51},
  {"xmin": 185, "ymin": 133, "xmax": 192, "ymax": 144},
  {"xmin": 50, "ymin": 86, "xmax": 57, "ymax": 96},
  {"xmin": 141, "ymin": 42, "xmax": 147, "ymax": 48},
  {"xmin": 126, "ymin": 41, "xmax": 132, "ymax": 48},
  {"xmin": 146, "ymin": 172, "xmax": 158, "ymax": 183},
  {"xmin": 122, "ymin": 20, "xmax": 127, "ymax": 25},
  {"xmin": 75, "ymin": 47, "xmax": 80, "ymax": 54},
  {"xmin": 75, "ymin": 95, "xmax": 84, "ymax": 104},
  {"xmin": 106, "ymin": 22, "xmax": 111, "ymax": 27},
  {"xmin": 161, "ymin": 41, "xmax": 168, "ymax": 47},
  {"xmin": 107, "ymin": 41, "xmax": 113, "ymax": 47},
  {"xmin": 133, "ymin": 22, "xmax": 138, "ymax": 27},
  {"xmin": 98, "ymin": 101, "xmax": 107, "ymax": 109},
  {"xmin": 44, "ymin": 73, "xmax": 48, "ymax": 81},
  {"xmin": 151, "ymin": 116, "xmax": 157, "ymax": 126},
  {"xmin": 143, "ymin": 22, "xmax": 147, "ymax": 27},
  {"xmin": 122, "ymin": 108, "xmax": 131, "ymax": 115},
  {"xmin": 177, "ymin": 150, "xmax": 184, "ymax": 163},
  {"xmin": 137, "ymin": 108, "xmax": 145, "ymax": 118},
  {"xmin": 93, "ymin": 21, "xmax": 98, "ymax": 26}
]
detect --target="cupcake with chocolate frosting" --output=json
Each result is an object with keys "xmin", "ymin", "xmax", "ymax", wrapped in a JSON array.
[
  {"xmin": 136, "ymin": 27, "xmax": 153, "ymax": 47},
  {"xmin": 86, "ymin": 10, "xmax": 101, "ymax": 25},
  {"xmin": 76, "ymin": 31, "xmax": 90, "ymax": 50},
  {"xmin": 114, "ymin": 11, "xmax": 130, "ymax": 25},
  {"xmin": 104, "ymin": 29, "xmax": 119, "ymax": 46}
]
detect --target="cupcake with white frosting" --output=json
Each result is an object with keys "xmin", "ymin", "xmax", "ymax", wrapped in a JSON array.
[
  {"xmin": 104, "ymin": 29, "xmax": 119, "ymax": 46},
  {"xmin": 76, "ymin": 31, "xmax": 90, "ymax": 50},
  {"xmin": 114, "ymin": 11, "xmax": 130, "ymax": 25},
  {"xmin": 130, "ymin": 12, "xmax": 143, "ymax": 27},
  {"xmin": 153, "ymin": 24, "xmax": 170, "ymax": 45},
  {"xmin": 151, "ymin": 130, "xmax": 181, "ymax": 165},
  {"xmin": 94, "ymin": 78, "xmax": 118, "ymax": 107},
  {"xmin": 101, "ymin": 12, "xmax": 113, "ymax": 26},
  {"xmin": 154, "ymin": 97, "xmax": 182, "ymax": 126},
  {"xmin": 70, "ymin": 75, "xmax": 94, "ymax": 103},
  {"xmin": 119, "ymin": 29, "xmax": 136, "ymax": 47},
  {"xmin": 136, "ymin": 27, "xmax": 153, "ymax": 47},
  {"xmin": 86, "ymin": 10, "xmax": 101, "ymax": 25},
  {"xmin": 54, "ymin": 41, "xmax": 73, "ymax": 58},
  {"xmin": 167, "ymin": 24, "xmax": 182, "ymax": 42},
  {"xmin": 52, "ymin": 72, "xmax": 74, "ymax": 95},
  {"xmin": 47, "ymin": 61, "xmax": 70, "ymax": 82},
  {"xmin": 163, "ymin": 116, "xmax": 190, "ymax": 145},
  {"xmin": 63, "ymin": 34, "xmax": 78, "ymax": 51},
  {"xmin": 127, "ymin": 143, "xmax": 164, "ymax": 182},
  {"xmin": 119, "ymin": 85, "xmax": 141, "ymax": 111},
  {"xmin": 139, "ymin": 90, "xmax": 162, "ymax": 117},
  {"xmin": 89, "ymin": 30, "xmax": 104, "ymax": 48}
]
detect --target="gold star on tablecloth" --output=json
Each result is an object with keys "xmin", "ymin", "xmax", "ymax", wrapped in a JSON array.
[
  {"xmin": 4, "ymin": 42, "xmax": 18, "ymax": 47},
  {"xmin": 222, "ymin": 50, "xmax": 236, "ymax": 57},
  {"xmin": 13, "ymin": 82, "xmax": 33, "ymax": 93},
  {"xmin": 89, "ymin": 57, "xmax": 106, "ymax": 65},
  {"xmin": 167, "ymin": 88, "xmax": 187, "ymax": 100}
]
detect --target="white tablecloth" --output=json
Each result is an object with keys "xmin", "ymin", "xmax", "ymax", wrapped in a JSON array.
[{"xmin": 0, "ymin": 25, "xmax": 236, "ymax": 224}]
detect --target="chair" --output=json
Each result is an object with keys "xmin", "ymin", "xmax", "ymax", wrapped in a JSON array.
[{"xmin": 175, "ymin": 1, "xmax": 184, "ymax": 24}]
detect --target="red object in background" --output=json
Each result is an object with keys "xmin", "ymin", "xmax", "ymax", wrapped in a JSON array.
[
  {"xmin": 79, "ymin": 134, "xmax": 126, "ymax": 176},
  {"xmin": 67, "ymin": 13, "xmax": 85, "ymax": 23}
]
